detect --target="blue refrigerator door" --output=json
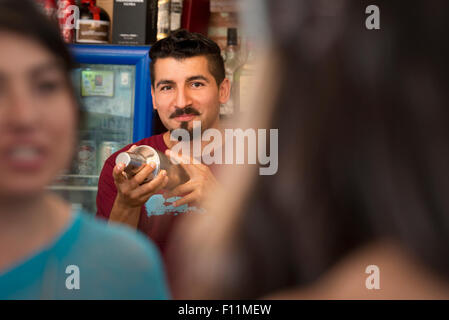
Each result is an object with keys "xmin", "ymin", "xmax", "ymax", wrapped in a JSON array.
[{"xmin": 49, "ymin": 44, "xmax": 153, "ymax": 215}]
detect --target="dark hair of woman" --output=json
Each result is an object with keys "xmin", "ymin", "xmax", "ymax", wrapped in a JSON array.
[
  {"xmin": 213, "ymin": 0, "xmax": 449, "ymax": 298},
  {"xmin": 0, "ymin": 0, "xmax": 83, "ymax": 126}
]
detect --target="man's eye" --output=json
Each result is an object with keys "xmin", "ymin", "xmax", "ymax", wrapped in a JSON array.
[
  {"xmin": 191, "ymin": 82, "xmax": 204, "ymax": 88},
  {"xmin": 161, "ymin": 85, "xmax": 172, "ymax": 91}
]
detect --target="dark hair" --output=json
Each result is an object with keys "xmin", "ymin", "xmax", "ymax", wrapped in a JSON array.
[
  {"xmin": 210, "ymin": 0, "xmax": 449, "ymax": 298},
  {"xmin": 0, "ymin": 0, "xmax": 74, "ymax": 77},
  {"xmin": 0, "ymin": 0, "xmax": 83, "ymax": 125},
  {"xmin": 149, "ymin": 29, "xmax": 225, "ymax": 87}
]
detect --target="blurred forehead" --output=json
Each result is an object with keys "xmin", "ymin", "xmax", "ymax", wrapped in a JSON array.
[
  {"xmin": 153, "ymin": 56, "xmax": 214, "ymax": 82},
  {"xmin": 0, "ymin": 31, "xmax": 59, "ymax": 77}
]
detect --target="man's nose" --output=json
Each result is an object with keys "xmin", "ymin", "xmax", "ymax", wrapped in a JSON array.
[{"xmin": 175, "ymin": 87, "xmax": 192, "ymax": 109}]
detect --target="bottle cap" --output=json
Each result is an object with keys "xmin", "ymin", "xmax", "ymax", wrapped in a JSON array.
[{"xmin": 227, "ymin": 28, "xmax": 238, "ymax": 46}]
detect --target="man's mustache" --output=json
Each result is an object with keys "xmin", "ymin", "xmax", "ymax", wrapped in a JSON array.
[{"xmin": 169, "ymin": 106, "xmax": 201, "ymax": 119}]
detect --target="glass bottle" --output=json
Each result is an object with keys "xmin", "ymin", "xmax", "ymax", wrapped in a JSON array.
[
  {"xmin": 235, "ymin": 39, "xmax": 257, "ymax": 114},
  {"xmin": 222, "ymin": 28, "xmax": 240, "ymax": 117},
  {"xmin": 76, "ymin": 0, "xmax": 110, "ymax": 44}
]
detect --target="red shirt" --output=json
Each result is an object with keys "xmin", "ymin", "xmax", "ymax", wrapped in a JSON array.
[{"xmin": 96, "ymin": 133, "xmax": 191, "ymax": 255}]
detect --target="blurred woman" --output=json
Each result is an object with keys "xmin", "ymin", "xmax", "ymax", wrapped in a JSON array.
[
  {"xmin": 169, "ymin": 0, "xmax": 449, "ymax": 299},
  {"xmin": 0, "ymin": 0, "xmax": 169, "ymax": 299}
]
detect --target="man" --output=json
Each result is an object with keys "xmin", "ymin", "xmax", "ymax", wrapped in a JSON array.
[{"xmin": 96, "ymin": 30, "xmax": 230, "ymax": 255}]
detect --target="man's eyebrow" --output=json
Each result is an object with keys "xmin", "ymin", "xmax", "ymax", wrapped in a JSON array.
[
  {"xmin": 187, "ymin": 75, "xmax": 210, "ymax": 83},
  {"xmin": 156, "ymin": 79, "xmax": 175, "ymax": 88}
]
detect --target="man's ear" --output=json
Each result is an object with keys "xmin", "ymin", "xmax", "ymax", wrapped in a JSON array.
[
  {"xmin": 151, "ymin": 86, "xmax": 157, "ymax": 110},
  {"xmin": 218, "ymin": 78, "xmax": 231, "ymax": 104}
]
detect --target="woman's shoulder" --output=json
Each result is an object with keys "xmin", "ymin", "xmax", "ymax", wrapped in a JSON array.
[
  {"xmin": 74, "ymin": 210, "xmax": 160, "ymax": 261},
  {"xmin": 62, "ymin": 210, "xmax": 170, "ymax": 299}
]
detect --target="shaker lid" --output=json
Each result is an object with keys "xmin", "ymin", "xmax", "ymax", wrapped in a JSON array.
[{"xmin": 115, "ymin": 152, "xmax": 131, "ymax": 166}]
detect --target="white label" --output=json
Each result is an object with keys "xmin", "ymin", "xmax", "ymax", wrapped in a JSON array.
[{"xmin": 76, "ymin": 19, "xmax": 110, "ymax": 44}]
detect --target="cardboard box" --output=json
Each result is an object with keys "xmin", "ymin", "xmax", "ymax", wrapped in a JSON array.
[{"xmin": 112, "ymin": 0, "xmax": 158, "ymax": 45}]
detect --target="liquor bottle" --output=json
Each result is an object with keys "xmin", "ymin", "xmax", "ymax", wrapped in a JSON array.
[
  {"xmin": 221, "ymin": 28, "xmax": 240, "ymax": 116},
  {"xmin": 170, "ymin": 0, "xmax": 183, "ymax": 31},
  {"xmin": 76, "ymin": 0, "xmax": 110, "ymax": 44},
  {"xmin": 235, "ymin": 39, "xmax": 256, "ymax": 114},
  {"xmin": 157, "ymin": 0, "xmax": 170, "ymax": 41}
]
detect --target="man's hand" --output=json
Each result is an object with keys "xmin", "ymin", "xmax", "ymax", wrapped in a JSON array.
[
  {"xmin": 108, "ymin": 145, "xmax": 169, "ymax": 228},
  {"xmin": 113, "ymin": 145, "xmax": 169, "ymax": 208},
  {"xmin": 163, "ymin": 149, "xmax": 219, "ymax": 207}
]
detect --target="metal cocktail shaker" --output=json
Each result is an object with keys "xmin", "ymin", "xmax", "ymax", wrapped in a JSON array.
[{"xmin": 115, "ymin": 145, "xmax": 189, "ymax": 189}]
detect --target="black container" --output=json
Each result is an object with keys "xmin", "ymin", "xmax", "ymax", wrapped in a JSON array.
[{"xmin": 112, "ymin": 0, "xmax": 158, "ymax": 45}]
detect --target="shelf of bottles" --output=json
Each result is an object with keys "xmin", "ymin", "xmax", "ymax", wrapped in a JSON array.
[{"xmin": 221, "ymin": 28, "xmax": 257, "ymax": 122}]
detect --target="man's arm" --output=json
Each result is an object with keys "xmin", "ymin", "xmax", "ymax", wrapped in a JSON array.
[
  {"xmin": 96, "ymin": 156, "xmax": 119, "ymax": 220},
  {"xmin": 109, "ymin": 195, "xmax": 142, "ymax": 229}
]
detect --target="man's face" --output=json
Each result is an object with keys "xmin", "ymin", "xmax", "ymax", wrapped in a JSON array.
[{"xmin": 151, "ymin": 56, "xmax": 229, "ymax": 136}]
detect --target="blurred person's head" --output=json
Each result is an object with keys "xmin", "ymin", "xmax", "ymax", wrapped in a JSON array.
[
  {"xmin": 0, "ymin": 0, "xmax": 78, "ymax": 201},
  {"xmin": 149, "ymin": 29, "xmax": 230, "ymax": 136},
  {"xmin": 169, "ymin": 0, "xmax": 449, "ymax": 299}
]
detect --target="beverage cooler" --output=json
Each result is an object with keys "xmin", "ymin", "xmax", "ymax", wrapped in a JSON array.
[{"xmin": 49, "ymin": 44, "xmax": 153, "ymax": 214}]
